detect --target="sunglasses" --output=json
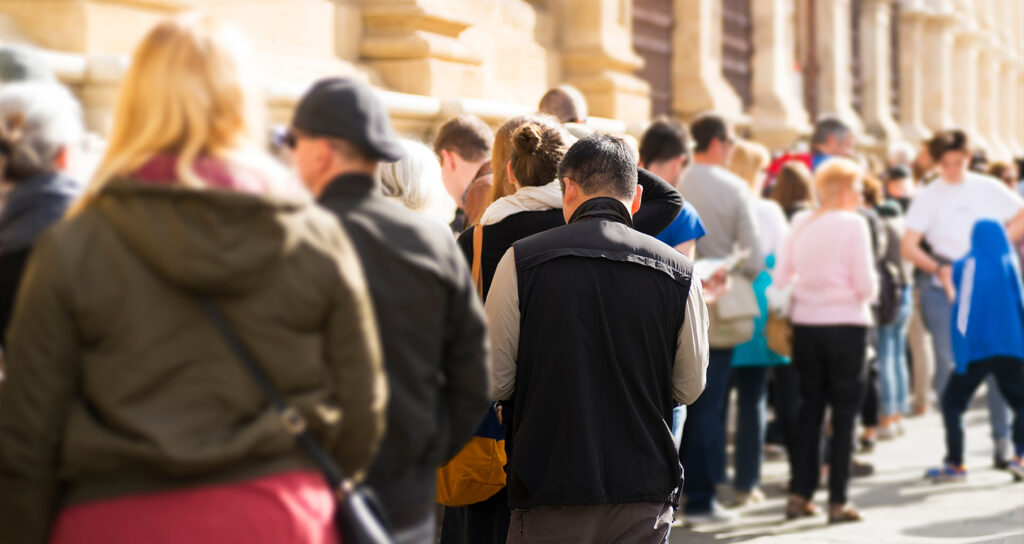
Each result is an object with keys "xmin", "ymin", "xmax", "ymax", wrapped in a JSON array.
[{"xmin": 282, "ymin": 130, "xmax": 298, "ymax": 150}]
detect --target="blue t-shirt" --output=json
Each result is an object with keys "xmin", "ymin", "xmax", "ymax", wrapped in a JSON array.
[{"xmin": 655, "ymin": 201, "xmax": 706, "ymax": 248}]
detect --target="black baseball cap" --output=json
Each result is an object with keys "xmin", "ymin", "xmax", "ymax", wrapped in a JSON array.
[{"xmin": 291, "ymin": 77, "xmax": 403, "ymax": 162}]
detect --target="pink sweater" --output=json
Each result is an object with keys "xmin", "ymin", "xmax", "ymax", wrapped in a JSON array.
[{"xmin": 774, "ymin": 210, "xmax": 879, "ymax": 326}]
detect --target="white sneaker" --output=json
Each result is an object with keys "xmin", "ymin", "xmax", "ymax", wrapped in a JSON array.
[{"xmin": 685, "ymin": 501, "xmax": 740, "ymax": 527}]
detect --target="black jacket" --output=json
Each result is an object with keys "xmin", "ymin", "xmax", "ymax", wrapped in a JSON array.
[
  {"xmin": 457, "ymin": 167, "xmax": 683, "ymax": 300},
  {"xmin": 317, "ymin": 173, "xmax": 490, "ymax": 517},
  {"xmin": 506, "ymin": 197, "xmax": 694, "ymax": 508}
]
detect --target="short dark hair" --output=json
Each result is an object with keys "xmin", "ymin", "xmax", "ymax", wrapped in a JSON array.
[
  {"xmin": 811, "ymin": 116, "xmax": 851, "ymax": 147},
  {"xmin": 433, "ymin": 115, "xmax": 493, "ymax": 162},
  {"xmin": 557, "ymin": 133, "xmax": 637, "ymax": 199},
  {"xmin": 927, "ymin": 129, "xmax": 969, "ymax": 162},
  {"xmin": 690, "ymin": 114, "xmax": 731, "ymax": 153},
  {"xmin": 538, "ymin": 85, "xmax": 588, "ymax": 123},
  {"xmin": 639, "ymin": 116, "xmax": 688, "ymax": 167}
]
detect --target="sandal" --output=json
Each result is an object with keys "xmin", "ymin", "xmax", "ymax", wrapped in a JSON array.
[
  {"xmin": 828, "ymin": 503, "xmax": 863, "ymax": 524},
  {"xmin": 785, "ymin": 495, "xmax": 819, "ymax": 520}
]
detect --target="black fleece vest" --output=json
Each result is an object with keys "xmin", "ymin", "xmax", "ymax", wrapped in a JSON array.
[{"xmin": 506, "ymin": 197, "xmax": 694, "ymax": 509}]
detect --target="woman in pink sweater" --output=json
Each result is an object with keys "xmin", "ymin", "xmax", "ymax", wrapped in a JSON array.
[{"xmin": 774, "ymin": 157, "xmax": 879, "ymax": 524}]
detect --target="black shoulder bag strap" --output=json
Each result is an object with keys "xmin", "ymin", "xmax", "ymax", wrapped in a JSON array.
[{"xmin": 197, "ymin": 298, "xmax": 393, "ymax": 544}]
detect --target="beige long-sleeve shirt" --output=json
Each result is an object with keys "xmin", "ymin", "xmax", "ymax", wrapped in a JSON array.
[{"xmin": 485, "ymin": 247, "xmax": 710, "ymax": 404}]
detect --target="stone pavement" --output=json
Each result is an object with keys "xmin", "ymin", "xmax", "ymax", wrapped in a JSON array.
[{"xmin": 670, "ymin": 395, "xmax": 1024, "ymax": 544}]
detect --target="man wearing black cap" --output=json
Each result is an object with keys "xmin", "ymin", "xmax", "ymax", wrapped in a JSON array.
[{"xmin": 289, "ymin": 77, "xmax": 491, "ymax": 543}]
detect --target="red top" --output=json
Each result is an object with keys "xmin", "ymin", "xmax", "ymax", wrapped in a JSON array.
[{"xmin": 49, "ymin": 470, "xmax": 339, "ymax": 544}]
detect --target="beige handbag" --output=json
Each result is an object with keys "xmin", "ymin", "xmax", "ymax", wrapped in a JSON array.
[{"xmin": 707, "ymin": 273, "xmax": 758, "ymax": 348}]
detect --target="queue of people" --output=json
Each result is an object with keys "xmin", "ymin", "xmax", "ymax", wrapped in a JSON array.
[{"xmin": 0, "ymin": 12, "xmax": 1022, "ymax": 544}]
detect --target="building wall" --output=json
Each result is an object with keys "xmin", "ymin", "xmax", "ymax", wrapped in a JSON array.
[{"xmin": 0, "ymin": 0, "xmax": 1022, "ymax": 158}]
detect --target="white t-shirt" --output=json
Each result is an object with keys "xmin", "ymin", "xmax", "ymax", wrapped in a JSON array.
[{"xmin": 905, "ymin": 171, "xmax": 1024, "ymax": 261}]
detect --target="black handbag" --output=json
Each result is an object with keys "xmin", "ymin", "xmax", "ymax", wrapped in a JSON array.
[{"xmin": 198, "ymin": 298, "xmax": 393, "ymax": 544}]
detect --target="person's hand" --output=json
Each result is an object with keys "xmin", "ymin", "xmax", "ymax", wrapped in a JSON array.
[
  {"xmin": 495, "ymin": 404, "xmax": 503, "ymax": 425},
  {"xmin": 937, "ymin": 264, "xmax": 955, "ymax": 302},
  {"xmin": 702, "ymin": 269, "xmax": 731, "ymax": 305}
]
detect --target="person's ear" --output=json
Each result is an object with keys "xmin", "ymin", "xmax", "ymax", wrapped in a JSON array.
[
  {"xmin": 439, "ymin": 149, "xmax": 454, "ymax": 172},
  {"xmin": 53, "ymin": 146, "xmax": 69, "ymax": 171},
  {"xmin": 563, "ymin": 177, "xmax": 577, "ymax": 204},
  {"xmin": 630, "ymin": 184, "xmax": 644, "ymax": 215},
  {"xmin": 507, "ymin": 160, "xmax": 520, "ymax": 191}
]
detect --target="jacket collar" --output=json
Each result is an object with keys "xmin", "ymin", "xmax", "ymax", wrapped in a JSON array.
[
  {"xmin": 319, "ymin": 171, "xmax": 381, "ymax": 202},
  {"xmin": 567, "ymin": 196, "xmax": 634, "ymax": 228}
]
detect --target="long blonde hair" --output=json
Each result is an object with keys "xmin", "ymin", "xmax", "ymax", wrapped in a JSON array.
[
  {"xmin": 726, "ymin": 139, "xmax": 771, "ymax": 195},
  {"xmin": 78, "ymin": 13, "xmax": 269, "ymax": 208}
]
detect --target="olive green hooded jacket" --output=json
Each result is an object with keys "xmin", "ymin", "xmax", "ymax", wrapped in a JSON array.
[{"xmin": 0, "ymin": 179, "xmax": 386, "ymax": 543}]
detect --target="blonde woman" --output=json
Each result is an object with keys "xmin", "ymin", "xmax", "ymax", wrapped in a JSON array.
[
  {"xmin": 774, "ymin": 158, "xmax": 878, "ymax": 524},
  {"xmin": 0, "ymin": 14, "xmax": 385, "ymax": 544},
  {"xmin": 724, "ymin": 139, "xmax": 790, "ymax": 506}
]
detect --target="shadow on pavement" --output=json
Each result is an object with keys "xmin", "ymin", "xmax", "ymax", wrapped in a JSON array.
[{"xmin": 901, "ymin": 505, "xmax": 1024, "ymax": 539}]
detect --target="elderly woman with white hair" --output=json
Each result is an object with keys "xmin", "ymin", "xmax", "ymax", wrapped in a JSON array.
[
  {"xmin": 0, "ymin": 80, "xmax": 84, "ymax": 346},
  {"xmin": 378, "ymin": 137, "xmax": 457, "ymax": 225}
]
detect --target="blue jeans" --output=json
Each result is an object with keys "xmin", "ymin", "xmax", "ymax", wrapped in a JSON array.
[
  {"xmin": 920, "ymin": 283, "xmax": 1010, "ymax": 441},
  {"xmin": 732, "ymin": 366, "xmax": 769, "ymax": 492},
  {"xmin": 878, "ymin": 285, "xmax": 912, "ymax": 416},
  {"xmin": 681, "ymin": 348, "xmax": 734, "ymax": 514}
]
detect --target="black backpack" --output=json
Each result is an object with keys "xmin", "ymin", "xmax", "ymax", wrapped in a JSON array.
[{"xmin": 863, "ymin": 208, "xmax": 905, "ymax": 326}]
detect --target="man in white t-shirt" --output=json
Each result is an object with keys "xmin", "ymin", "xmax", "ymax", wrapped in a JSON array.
[{"xmin": 902, "ymin": 129, "xmax": 1024, "ymax": 471}]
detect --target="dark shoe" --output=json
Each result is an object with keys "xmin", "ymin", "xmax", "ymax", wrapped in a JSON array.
[
  {"xmin": 785, "ymin": 495, "xmax": 820, "ymax": 520},
  {"xmin": 851, "ymin": 459, "xmax": 874, "ymax": 477},
  {"xmin": 859, "ymin": 436, "xmax": 876, "ymax": 453},
  {"xmin": 828, "ymin": 503, "xmax": 863, "ymax": 524}
]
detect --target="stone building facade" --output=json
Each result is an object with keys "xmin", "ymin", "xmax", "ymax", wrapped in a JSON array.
[{"xmin": 1, "ymin": 0, "xmax": 1021, "ymax": 158}]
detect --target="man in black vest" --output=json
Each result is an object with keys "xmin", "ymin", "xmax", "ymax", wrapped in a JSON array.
[{"xmin": 486, "ymin": 133, "xmax": 709, "ymax": 543}]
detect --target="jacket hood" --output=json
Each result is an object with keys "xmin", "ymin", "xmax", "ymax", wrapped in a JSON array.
[
  {"xmin": 970, "ymin": 219, "xmax": 1012, "ymax": 259},
  {"xmin": 95, "ymin": 179, "xmax": 315, "ymax": 295}
]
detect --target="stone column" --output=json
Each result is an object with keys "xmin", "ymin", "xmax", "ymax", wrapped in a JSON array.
[
  {"xmin": 897, "ymin": 2, "xmax": 929, "ymax": 141},
  {"xmin": 813, "ymin": 0, "xmax": 863, "ymax": 134},
  {"xmin": 558, "ymin": 0, "xmax": 651, "ymax": 123},
  {"xmin": 858, "ymin": 0, "xmax": 901, "ymax": 145},
  {"xmin": 670, "ymin": 0, "xmax": 744, "ymax": 123},
  {"xmin": 1001, "ymin": 61, "xmax": 1022, "ymax": 156},
  {"xmin": 748, "ymin": 0, "xmax": 810, "ymax": 149},
  {"xmin": 950, "ymin": 31, "xmax": 986, "ymax": 151},
  {"xmin": 976, "ymin": 47, "xmax": 1010, "ymax": 160},
  {"xmin": 920, "ymin": 5, "xmax": 956, "ymax": 133}
]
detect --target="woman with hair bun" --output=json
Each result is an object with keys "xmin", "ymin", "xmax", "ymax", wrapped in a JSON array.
[{"xmin": 0, "ymin": 13, "xmax": 384, "ymax": 544}]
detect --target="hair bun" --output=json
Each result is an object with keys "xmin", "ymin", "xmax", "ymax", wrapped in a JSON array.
[{"xmin": 512, "ymin": 123, "xmax": 543, "ymax": 156}]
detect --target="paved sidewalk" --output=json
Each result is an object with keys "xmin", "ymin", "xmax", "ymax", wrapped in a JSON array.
[{"xmin": 670, "ymin": 396, "xmax": 1024, "ymax": 544}]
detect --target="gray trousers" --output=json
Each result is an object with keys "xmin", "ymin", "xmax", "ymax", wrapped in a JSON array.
[{"xmin": 507, "ymin": 503, "xmax": 673, "ymax": 544}]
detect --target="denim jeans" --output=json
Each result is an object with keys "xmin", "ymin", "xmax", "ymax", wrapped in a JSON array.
[
  {"xmin": 919, "ymin": 282, "xmax": 1011, "ymax": 441},
  {"xmin": 681, "ymin": 348, "xmax": 734, "ymax": 514},
  {"xmin": 878, "ymin": 285, "xmax": 913, "ymax": 416},
  {"xmin": 941, "ymin": 357, "xmax": 1024, "ymax": 466},
  {"xmin": 731, "ymin": 366, "xmax": 769, "ymax": 492}
]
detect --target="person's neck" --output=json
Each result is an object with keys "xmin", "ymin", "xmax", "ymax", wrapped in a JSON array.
[
  {"xmin": 691, "ymin": 153, "xmax": 721, "ymax": 167},
  {"xmin": 941, "ymin": 172, "xmax": 966, "ymax": 185},
  {"xmin": 311, "ymin": 165, "xmax": 376, "ymax": 197}
]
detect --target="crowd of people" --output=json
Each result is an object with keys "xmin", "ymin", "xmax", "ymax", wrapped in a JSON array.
[{"xmin": 0, "ymin": 12, "xmax": 1022, "ymax": 544}]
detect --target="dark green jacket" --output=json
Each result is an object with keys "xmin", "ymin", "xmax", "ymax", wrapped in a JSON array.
[{"xmin": 0, "ymin": 179, "xmax": 386, "ymax": 543}]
